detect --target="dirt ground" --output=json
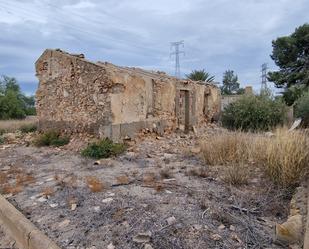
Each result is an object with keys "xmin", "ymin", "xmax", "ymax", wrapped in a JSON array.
[{"xmin": 0, "ymin": 127, "xmax": 291, "ymax": 249}]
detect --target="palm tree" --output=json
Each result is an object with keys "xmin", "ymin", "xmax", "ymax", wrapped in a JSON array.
[{"xmin": 186, "ymin": 69, "xmax": 215, "ymax": 82}]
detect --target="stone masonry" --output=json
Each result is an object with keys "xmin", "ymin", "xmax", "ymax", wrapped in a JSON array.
[{"xmin": 35, "ymin": 49, "xmax": 221, "ymax": 141}]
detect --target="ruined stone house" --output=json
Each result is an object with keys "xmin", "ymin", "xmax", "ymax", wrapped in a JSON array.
[{"xmin": 35, "ymin": 49, "xmax": 221, "ymax": 141}]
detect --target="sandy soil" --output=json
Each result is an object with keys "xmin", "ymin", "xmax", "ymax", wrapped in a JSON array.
[{"xmin": 0, "ymin": 128, "xmax": 290, "ymax": 249}]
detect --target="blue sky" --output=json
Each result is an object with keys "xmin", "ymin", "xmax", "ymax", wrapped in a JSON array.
[{"xmin": 0, "ymin": 0, "xmax": 308, "ymax": 95}]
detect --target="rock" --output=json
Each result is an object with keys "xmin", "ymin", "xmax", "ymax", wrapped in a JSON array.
[
  {"xmin": 50, "ymin": 203, "xmax": 59, "ymax": 208},
  {"xmin": 58, "ymin": 219, "xmax": 70, "ymax": 228},
  {"xmin": 229, "ymin": 225, "xmax": 236, "ymax": 231},
  {"xmin": 107, "ymin": 243, "xmax": 115, "ymax": 249},
  {"xmin": 93, "ymin": 206, "xmax": 101, "ymax": 212},
  {"xmin": 190, "ymin": 147, "xmax": 201, "ymax": 154},
  {"xmin": 144, "ymin": 244, "xmax": 153, "ymax": 249},
  {"xmin": 211, "ymin": 234, "xmax": 222, "ymax": 241},
  {"xmin": 231, "ymin": 233, "xmax": 242, "ymax": 243},
  {"xmin": 71, "ymin": 203, "xmax": 77, "ymax": 211},
  {"xmin": 102, "ymin": 197, "xmax": 113, "ymax": 203},
  {"xmin": 166, "ymin": 216, "xmax": 176, "ymax": 225},
  {"xmin": 37, "ymin": 197, "xmax": 47, "ymax": 202},
  {"xmin": 133, "ymin": 231, "xmax": 152, "ymax": 243},
  {"xmin": 218, "ymin": 224, "xmax": 225, "ymax": 230},
  {"xmin": 275, "ymin": 214, "xmax": 302, "ymax": 244},
  {"xmin": 1, "ymin": 166, "xmax": 10, "ymax": 171}
]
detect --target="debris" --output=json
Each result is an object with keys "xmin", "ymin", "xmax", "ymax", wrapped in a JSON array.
[
  {"xmin": 166, "ymin": 216, "xmax": 176, "ymax": 225},
  {"xmin": 231, "ymin": 233, "xmax": 242, "ymax": 243},
  {"xmin": 102, "ymin": 197, "xmax": 113, "ymax": 203},
  {"xmin": 49, "ymin": 203, "xmax": 59, "ymax": 208},
  {"xmin": 133, "ymin": 231, "xmax": 152, "ymax": 243},
  {"xmin": 265, "ymin": 131, "xmax": 274, "ymax": 137},
  {"xmin": 144, "ymin": 244, "xmax": 153, "ymax": 249},
  {"xmin": 218, "ymin": 224, "xmax": 225, "ymax": 230},
  {"xmin": 37, "ymin": 196, "xmax": 47, "ymax": 202},
  {"xmin": 58, "ymin": 219, "xmax": 70, "ymax": 228},
  {"xmin": 190, "ymin": 147, "xmax": 201, "ymax": 154},
  {"xmin": 229, "ymin": 225, "xmax": 236, "ymax": 231},
  {"xmin": 93, "ymin": 206, "xmax": 101, "ymax": 212},
  {"xmin": 289, "ymin": 118, "xmax": 302, "ymax": 131},
  {"xmin": 1, "ymin": 166, "xmax": 10, "ymax": 171},
  {"xmin": 107, "ymin": 243, "xmax": 115, "ymax": 249},
  {"xmin": 211, "ymin": 234, "xmax": 222, "ymax": 241},
  {"xmin": 71, "ymin": 203, "xmax": 77, "ymax": 211}
]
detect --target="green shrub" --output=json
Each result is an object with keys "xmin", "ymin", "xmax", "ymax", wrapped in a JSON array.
[
  {"xmin": 20, "ymin": 124, "xmax": 37, "ymax": 133},
  {"xmin": 81, "ymin": 138, "xmax": 126, "ymax": 159},
  {"xmin": 221, "ymin": 94, "xmax": 287, "ymax": 131},
  {"xmin": 295, "ymin": 91, "xmax": 309, "ymax": 127},
  {"xmin": 0, "ymin": 136, "xmax": 4, "ymax": 144},
  {"xmin": 0, "ymin": 129, "xmax": 6, "ymax": 135},
  {"xmin": 34, "ymin": 130, "xmax": 69, "ymax": 147}
]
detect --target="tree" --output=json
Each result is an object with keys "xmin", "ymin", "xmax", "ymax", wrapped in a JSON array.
[
  {"xmin": 220, "ymin": 70, "xmax": 243, "ymax": 95},
  {"xmin": 0, "ymin": 75, "xmax": 36, "ymax": 119},
  {"xmin": 268, "ymin": 23, "xmax": 309, "ymax": 105},
  {"xmin": 186, "ymin": 69, "xmax": 215, "ymax": 82}
]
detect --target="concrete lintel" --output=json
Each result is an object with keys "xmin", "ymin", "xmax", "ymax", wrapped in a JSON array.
[{"xmin": 0, "ymin": 194, "xmax": 60, "ymax": 249}]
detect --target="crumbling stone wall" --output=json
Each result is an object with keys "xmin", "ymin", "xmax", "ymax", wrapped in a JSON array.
[{"xmin": 36, "ymin": 49, "xmax": 221, "ymax": 140}]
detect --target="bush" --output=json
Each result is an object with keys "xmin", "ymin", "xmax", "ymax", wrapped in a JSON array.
[
  {"xmin": 222, "ymin": 95, "xmax": 287, "ymax": 131},
  {"xmin": 81, "ymin": 138, "xmax": 126, "ymax": 159},
  {"xmin": 34, "ymin": 130, "xmax": 69, "ymax": 147},
  {"xmin": 20, "ymin": 124, "xmax": 37, "ymax": 133},
  {"xmin": 0, "ymin": 136, "xmax": 4, "ymax": 144},
  {"xmin": 295, "ymin": 91, "xmax": 309, "ymax": 127}
]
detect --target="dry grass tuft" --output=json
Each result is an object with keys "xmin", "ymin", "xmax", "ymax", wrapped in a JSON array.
[
  {"xmin": 41, "ymin": 187, "xmax": 55, "ymax": 198},
  {"xmin": 200, "ymin": 128, "xmax": 309, "ymax": 188},
  {"xmin": 143, "ymin": 172, "xmax": 157, "ymax": 184},
  {"xmin": 0, "ymin": 117, "xmax": 37, "ymax": 133},
  {"xmin": 0, "ymin": 172, "xmax": 8, "ymax": 184},
  {"xmin": 116, "ymin": 175, "xmax": 130, "ymax": 185},
  {"xmin": 223, "ymin": 163, "xmax": 249, "ymax": 186},
  {"xmin": 263, "ymin": 128, "xmax": 309, "ymax": 187},
  {"xmin": 86, "ymin": 176, "xmax": 105, "ymax": 192},
  {"xmin": 16, "ymin": 173, "xmax": 35, "ymax": 186},
  {"xmin": 2, "ymin": 184, "xmax": 23, "ymax": 195},
  {"xmin": 200, "ymin": 132, "xmax": 251, "ymax": 165}
]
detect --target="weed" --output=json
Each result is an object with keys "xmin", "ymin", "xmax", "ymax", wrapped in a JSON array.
[
  {"xmin": 81, "ymin": 138, "xmax": 126, "ymax": 159},
  {"xmin": 86, "ymin": 176, "xmax": 105, "ymax": 192},
  {"xmin": 187, "ymin": 167, "xmax": 209, "ymax": 178},
  {"xmin": 34, "ymin": 130, "xmax": 69, "ymax": 147}
]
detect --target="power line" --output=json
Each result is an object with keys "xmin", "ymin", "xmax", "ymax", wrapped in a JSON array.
[
  {"xmin": 261, "ymin": 63, "xmax": 268, "ymax": 94},
  {"xmin": 170, "ymin": 40, "xmax": 184, "ymax": 79}
]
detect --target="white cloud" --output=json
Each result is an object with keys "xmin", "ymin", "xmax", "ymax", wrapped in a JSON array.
[{"xmin": 0, "ymin": 0, "xmax": 308, "ymax": 94}]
